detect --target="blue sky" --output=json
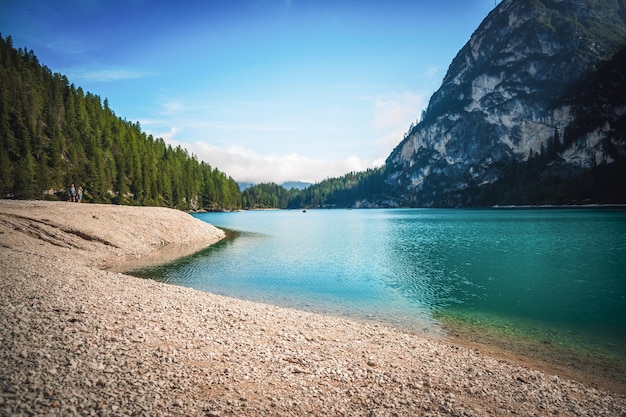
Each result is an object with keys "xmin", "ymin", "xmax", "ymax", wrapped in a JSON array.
[{"xmin": 1, "ymin": 0, "xmax": 497, "ymax": 184}]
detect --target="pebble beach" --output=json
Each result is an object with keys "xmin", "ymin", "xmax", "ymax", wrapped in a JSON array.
[{"xmin": 1, "ymin": 200, "xmax": 624, "ymax": 416}]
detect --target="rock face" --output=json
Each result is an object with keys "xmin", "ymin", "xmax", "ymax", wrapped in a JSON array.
[{"xmin": 385, "ymin": 0, "xmax": 626, "ymax": 206}]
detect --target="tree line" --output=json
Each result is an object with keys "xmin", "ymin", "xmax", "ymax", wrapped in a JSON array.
[
  {"xmin": 241, "ymin": 167, "xmax": 387, "ymax": 209},
  {"xmin": 6, "ymin": 31, "xmax": 617, "ymax": 212},
  {"xmin": 0, "ymin": 34, "xmax": 241, "ymax": 210}
]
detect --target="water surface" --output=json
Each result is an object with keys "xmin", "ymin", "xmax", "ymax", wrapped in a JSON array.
[{"xmin": 133, "ymin": 208, "xmax": 626, "ymax": 384}]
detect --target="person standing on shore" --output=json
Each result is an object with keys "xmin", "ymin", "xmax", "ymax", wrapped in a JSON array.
[
  {"xmin": 69, "ymin": 184, "xmax": 76, "ymax": 202},
  {"xmin": 77, "ymin": 186, "xmax": 83, "ymax": 203}
]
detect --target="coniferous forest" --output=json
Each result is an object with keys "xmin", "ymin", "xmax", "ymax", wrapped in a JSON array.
[
  {"xmin": 4, "ymin": 28, "xmax": 623, "ymax": 212},
  {"xmin": 0, "ymin": 35, "xmax": 241, "ymax": 210},
  {"xmin": 241, "ymin": 167, "xmax": 387, "ymax": 209}
]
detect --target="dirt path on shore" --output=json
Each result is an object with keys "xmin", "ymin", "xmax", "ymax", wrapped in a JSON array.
[{"xmin": 1, "ymin": 200, "xmax": 624, "ymax": 416}]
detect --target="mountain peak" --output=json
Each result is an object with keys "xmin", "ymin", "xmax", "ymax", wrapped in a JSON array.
[{"xmin": 385, "ymin": 0, "xmax": 626, "ymax": 206}]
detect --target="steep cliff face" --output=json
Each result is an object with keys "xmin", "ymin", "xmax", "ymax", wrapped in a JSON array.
[{"xmin": 385, "ymin": 0, "xmax": 626, "ymax": 206}]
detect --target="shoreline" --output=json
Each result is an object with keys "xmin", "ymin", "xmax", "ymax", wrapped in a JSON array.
[
  {"xmin": 134, "ymin": 252, "xmax": 626, "ymax": 397},
  {"xmin": 492, "ymin": 204, "xmax": 626, "ymax": 209},
  {"xmin": 440, "ymin": 314, "xmax": 626, "ymax": 396},
  {"xmin": 1, "ymin": 200, "xmax": 624, "ymax": 415}
]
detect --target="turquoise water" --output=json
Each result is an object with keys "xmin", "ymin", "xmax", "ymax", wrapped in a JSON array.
[{"xmin": 133, "ymin": 208, "xmax": 626, "ymax": 367}]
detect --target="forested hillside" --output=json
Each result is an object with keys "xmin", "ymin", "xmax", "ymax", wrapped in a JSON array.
[
  {"xmin": 242, "ymin": 168, "xmax": 387, "ymax": 209},
  {"xmin": 0, "ymin": 35, "xmax": 241, "ymax": 210}
]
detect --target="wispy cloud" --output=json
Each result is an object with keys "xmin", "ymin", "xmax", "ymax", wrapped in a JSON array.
[
  {"xmin": 371, "ymin": 91, "xmax": 427, "ymax": 152},
  {"xmin": 148, "ymin": 97, "xmax": 307, "ymax": 141},
  {"xmin": 140, "ymin": 91, "xmax": 420, "ymax": 183},
  {"xmin": 159, "ymin": 98, "xmax": 186, "ymax": 114},
  {"xmin": 45, "ymin": 36, "xmax": 91, "ymax": 57},
  {"xmin": 151, "ymin": 126, "xmax": 180, "ymax": 142},
  {"xmin": 66, "ymin": 67, "xmax": 150, "ymax": 82},
  {"xmin": 423, "ymin": 65, "xmax": 441, "ymax": 78}
]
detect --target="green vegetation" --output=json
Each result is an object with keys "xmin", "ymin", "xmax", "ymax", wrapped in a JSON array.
[
  {"xmin": 4, "ymin": 0, "xmax": 624, "ymax": 213},
  {"xmin": 242, "ymin": 167, "xmax": 387, "ymax": 209},
  {"xmin": 0, "ymin": 35, "xmax": 241, "ymax": 210},
  {"xmin": 241, "ymin": 182, "xmax": 301, "ymax": 209}
]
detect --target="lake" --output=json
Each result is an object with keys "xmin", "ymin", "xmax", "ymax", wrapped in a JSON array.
[{"xmin": 132, "ymin": 208, "xmax": 626, "ymax": 383}]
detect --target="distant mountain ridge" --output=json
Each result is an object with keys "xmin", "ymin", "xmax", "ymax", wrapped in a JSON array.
[
  {"xmin": 238, "ymin": 181, "xmax": 312, "ymax": 192},
  {"xmin": 282, "ymin": 181, "xmax": 312, "ymax": 190},
  {"xmin": 384, "ymin": 0, "xmax": 626, "ymax": 206}
]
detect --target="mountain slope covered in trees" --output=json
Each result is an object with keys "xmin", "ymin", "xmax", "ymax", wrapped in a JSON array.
[
  {"xmin": 242, "ymin": 168, "xmax": 386, "ymax": 209},
  {"xmin": 0, "ymin": 35, "xmax": 241, "ymax": 210}
]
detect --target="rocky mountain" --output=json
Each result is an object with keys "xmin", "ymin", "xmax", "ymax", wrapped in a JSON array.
[{"xmin": 385, "ymin": 0, "xmax": 626, "ymax": 206}]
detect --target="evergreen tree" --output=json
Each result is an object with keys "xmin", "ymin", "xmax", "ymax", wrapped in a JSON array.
[{"xmin": 0, "ymin": 34, "xmax": 241, "ymax": 210}]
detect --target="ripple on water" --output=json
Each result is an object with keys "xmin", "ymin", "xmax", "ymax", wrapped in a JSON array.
[{"xmin": 131, "ymin": 208, "xmax": 626, "ymax": 391}]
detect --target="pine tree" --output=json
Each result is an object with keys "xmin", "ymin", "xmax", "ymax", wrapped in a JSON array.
[{"xmin": 0, "ymin": 34, "xmax": 241, "ymax": 209}]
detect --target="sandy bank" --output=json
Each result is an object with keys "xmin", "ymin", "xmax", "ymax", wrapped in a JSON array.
[{"xmin": 1, "ymin": 200, "xmax": 624, "ymax": 416}]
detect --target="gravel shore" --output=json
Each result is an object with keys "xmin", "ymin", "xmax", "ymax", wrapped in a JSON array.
[{"xmin": 1, "ymin": 200, "xmax": 624, "ymax": 416}]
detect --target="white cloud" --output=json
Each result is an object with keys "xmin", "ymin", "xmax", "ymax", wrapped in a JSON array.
[
  {"xmin": 371, "ymin": 91, "xmax": 427, "ymax": 152},
  {"xmin": 155, "ymin": 126, "xmax": 180, "ymax": 142},
  {"xmin": 139, "ymin": 92, "xmax": 423, "ymax": 184},
  {"xmin": 174, "ymin": 141, "xmax": 377, "ymax": 184},
  {"xmin": 135, "ymin": 90, "xmax": 426, "ymax": 184}
]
